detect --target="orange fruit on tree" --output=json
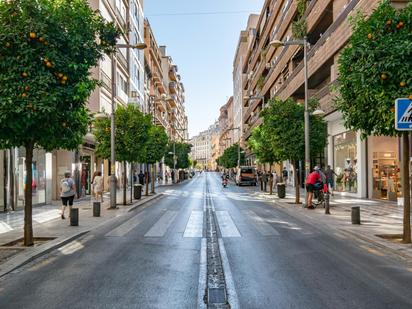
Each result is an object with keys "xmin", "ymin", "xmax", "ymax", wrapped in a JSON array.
[
  {"xmin": 380, "ymin": 73, "xmax": 388, "ymax": 80},
  {"xmin": 21, "ymin": 72, "xmax": 28, "ymax": 77},
  {"xmin": 62, "ymin": 122, "xmax": 67, "ymax": 127},
  {"xmin": 386, "ymin": 20, "xmax": 392, "ymax": 25},
  {"xmin": 38, "ymin": 37, "xmax": 45, "ymax": 43},
  {"xmin": 58, "ymin": 73, "xmax": 63, "ymax": 78},
  {"xmin": 5, "ymin": 42, "xmax": 11, "ymax": 48},
  {"xmin": 62, "ymin": 75, "xmax": 68, "ymax": 81},
  {"xmin": 29, "ymin": 32, "xmax": 36, "ymax": 39},
  {"xmin": 400, "ymin": 81, "xmax": 406, "ymax": 87},
  {"xmin": 44, "ymin": 41, "xmax": 49, "ymax": 46},
  {"xmin": 25, "ymin": 86, "xmax": 30, "ymax": 91},
  {"xmin": 46, "ymin": 61, "xmax": 53, "ymax": 68},
  {"xmin": 390, "ymin": 106, "xmax": 395, "ymax": 113},
  {"xmin": 409, "ymin": 94, "xmax": 412, "ymax": 100},
  {"xmin": 367, "ymin": 33, "xmax": 373, "ymax": 40},
  {"xmin": 21, "ymin": 93, "xmax": 27, "ymax": 98},
  {"xmin": 61, "ymin": 80, "xmax": 66, "ymax": 85}
]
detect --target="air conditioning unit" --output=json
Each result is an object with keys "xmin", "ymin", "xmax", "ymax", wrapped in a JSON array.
[{"xmin": 130, "ymin": 91, "xmax": 137, "ymax": 98}]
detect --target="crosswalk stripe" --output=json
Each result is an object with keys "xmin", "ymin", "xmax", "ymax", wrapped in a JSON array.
[
  {"xmin": 105, "ymin": 212, "xmax": 146, "ymax": 237},
  {"xmin": 0, "ymin": 221, "xmax": 13, "ymax": 234},
  {"xmin": 184, "ymin": 211, "xmax": 203, "ymax": 238},
  {"xmin": 215, "ymin": 211, "xmax": 241, "ymax": 237},
  {"xmin": 242, "ymin": 210, "xmax": 280, "ymax": 236},
  {"xmin": 145, "ymin": 210, "xmax": 178, "ymax": 237}
]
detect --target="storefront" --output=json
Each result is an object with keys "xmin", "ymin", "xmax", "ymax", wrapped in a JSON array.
[
  {"xmin": 368, "ymin": 136, "xmax": 401, "ymax": 201},
  {"xmin": 326, "ymin": 112, "xmax": 367, "ymax": 198}
]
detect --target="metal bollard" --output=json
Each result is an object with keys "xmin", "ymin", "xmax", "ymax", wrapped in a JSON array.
[
  {"xmin": 351, "ymin": 206, "xmax": 361, "ymax": 224},
  {"xmin": 70, "ymin": 208, "xmax": 79, "ymax": 226},
  {"xmin": 93, "ymin": 202, "xmax": 101, "ymax": 217},
  {"xmin": 325, "ymin": 191, "xmax": 331, "ymax": 214}
]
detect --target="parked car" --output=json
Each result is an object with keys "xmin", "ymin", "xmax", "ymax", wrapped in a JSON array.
[{"xmin": 236, "ymin": 166, "xmax": 257, "ymax": 186}]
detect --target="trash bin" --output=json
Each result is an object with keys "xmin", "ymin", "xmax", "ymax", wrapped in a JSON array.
[
  {"xmin": 70, "ymin": 208, "xmax": 79, "ymax": 226},
  {"xmin": 134, "ymin": 184, "xmax": 142, "ymax": 200},
  {"xmin": 351, "ymin": 206, "xmax": 361, "ymax": 224},
  {"xmin": 93, "ymin": 202, "xmax": 101, "ymax": 217},
  {"xmin": 277, "ymin": 183, "xmax": 286, "ymax": 198}
]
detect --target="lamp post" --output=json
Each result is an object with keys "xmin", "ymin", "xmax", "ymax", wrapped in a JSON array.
[{"xmin": 108, "ymin": 43, "xmax": 146, "ymax": 209}]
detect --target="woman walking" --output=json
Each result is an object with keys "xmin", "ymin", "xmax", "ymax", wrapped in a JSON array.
[{"xmin": 92, "ymin": 171, "xmax": 104, "ymax": 202}]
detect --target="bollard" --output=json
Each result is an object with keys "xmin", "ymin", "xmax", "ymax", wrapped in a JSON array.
[
  {"xmin": 325, "ymin": 191, "xmax": 331, "ymax": 214},
  {"xmin": 351, "ymin": 206, "xmax": 361, "ymax": 224},
  {"xmin": 93, "ymin": 202, "xmax": 101, "ymax": 217},
  {"xmin": 70, "ymin": 208, "xmax": 79, "ymax": 226}
]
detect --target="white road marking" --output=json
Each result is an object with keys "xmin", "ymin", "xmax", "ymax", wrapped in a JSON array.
[
  {"xmin": 184, "ymin": 211, "xmax": 203, "ymax": 238},
  {"xmin": 0, "ymin": 221, "xmax": 13, "ymax": 234},
  {"xmin": 215, "ymin": 211, "xmax": 241, "ymax": 237},
  {"xmin": 144, "ymin": 210, "xmax": 178, "ymax": 237},
  {"xmin": 218, "ymin": 238, "xmax": 239, "ymax": 308},
  {"xmin": 105, "ymin": 212, "xmax": 146, "ymax": 237},
  {"xmin": 197, "ymin": 238, "xmax": 207, "ymax": 309},
  {"xmin": 243, "ymin": 210, "xmax": 280, "ymax": 236}
]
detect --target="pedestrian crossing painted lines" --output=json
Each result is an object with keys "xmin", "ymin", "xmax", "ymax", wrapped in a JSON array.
[
  {"xmin": 105, "ymin": 211, "xmax": 146, "ymax": 237},
  {"xmin": 0, "ymin": 222, "xmax": 13, "ymax": 234},
  {"xmin": 184, "ymin": 211, "xmax": 204, "ymax": 238},
  {"xmin": 215, "ymin": 211, "xmax": 241, "ymax": 237},
  {"xmin": 144, "ymin": 210, "xmax": 178, "ymax": 237},
  {"xmin": 242, "ymin": 210, "xmax": 280, "ymax": 236}
]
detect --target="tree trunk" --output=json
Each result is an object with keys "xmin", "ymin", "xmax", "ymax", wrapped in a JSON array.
[
  {"xmin": 293, "ymin": 162, "xmax": 300, "ymax": 204},
  {"xmin": 130, "ymin": 163, "xmax": 133, "ymax": 204},
  {"xmin": 9, "ymin": 149, "xmax": 15, "ymax": 211},
  {"xmin": 401, "ymin": 133, "xmax": 411, "ymax": 243},
  {"xmin": 122, "ymin": 161, "xmax": 127, "ymax": 205},
  {"xmin": 145, "ymin": 164, "xmax": 149, "ymax": 196},
  {"xmin": 24, "ymin": 143, "xmax": 34, "ymax": 246},
  {"xmin": 3, "ymin": 150, "xmax": 7, "ymax": 212},
  {"xmin": 269, "ymin": 165, "xmax": 273, "ymax": 195},
  {"xmin": 151, "ymin": 164, "xmax": 156, "ymax": 194}
]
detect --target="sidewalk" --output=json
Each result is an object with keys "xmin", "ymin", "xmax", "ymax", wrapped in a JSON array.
[
  {"xmin": 241, "ymin": 185, "xmax": 412, "ymax": 263},
  {"xmin": 0, "ymin": 180, "xmax": 188, "ymax": 277}
]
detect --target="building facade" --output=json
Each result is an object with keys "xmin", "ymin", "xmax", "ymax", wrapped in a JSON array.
[
  {"xmin": 238, "ymin": 0, "xmax": 409, "ymax": 200},
  {"xmin": 218, "ymin": 97, "xmax": 235, "ymax": 156},
  {"xmin": 190, "ymin": 121, "xmax": 220, "ymax": 170}
]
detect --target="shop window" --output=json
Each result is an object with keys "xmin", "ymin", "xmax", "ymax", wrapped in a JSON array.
[{"xmin": 333, "ymin": 131, "xmax": 357, "ymax": 193}]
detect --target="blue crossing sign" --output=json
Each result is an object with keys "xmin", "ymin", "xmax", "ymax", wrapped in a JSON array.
[{"xmin": 395, "ymin": 98, "xmax": 412, "ymax": 130}]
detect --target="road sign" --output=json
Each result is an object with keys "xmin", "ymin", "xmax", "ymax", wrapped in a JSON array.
[{"xmin": 395, "ymin": 98, "xmax": 412, "ymax": 130}]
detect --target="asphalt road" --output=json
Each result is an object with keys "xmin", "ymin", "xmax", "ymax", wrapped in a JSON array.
[{"xmin": 1, "ymin": 172, "xmax": 412, "ymax": 309}]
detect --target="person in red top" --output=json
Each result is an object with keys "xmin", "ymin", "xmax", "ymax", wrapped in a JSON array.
[{"xmin": 306, "ymin": 166, "xmax": 322, "ymax": 209}]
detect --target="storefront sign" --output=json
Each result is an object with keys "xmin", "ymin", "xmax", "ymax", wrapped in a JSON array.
[{"xmin": 395, "ymin": 98, "xmax": 412, "ymax": 130}]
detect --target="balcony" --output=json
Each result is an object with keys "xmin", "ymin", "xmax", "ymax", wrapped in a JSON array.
[
  {"xmin": 169, "ymin": 65, "xmax": 178, "ymax": 82},
  {"xmin": 100, "ymin": 70, "xmax": 112, "ymax": 92},
  {"xmin": 169, "ymin": 81, "xmax": 177, "ymax": 94},
  {"xmin": 116, "ymin": 49, "xmax": 128, "ymax": 69},
  {"xmin": 168, "ymin": 94, "xmax": 178, "ymax": 108}
]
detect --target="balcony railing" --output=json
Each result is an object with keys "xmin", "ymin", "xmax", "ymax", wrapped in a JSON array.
[
  {"xmin": 100, "ymin": 70, "xmax": 112, "ymax": 92},
  {"xmin": 169, "ymin": 66, "xmax": 178, "ymax": 82},
  {"xmin": 116, "ymin": 49, "xmax": 128, "ymax": 69},
  {"xmin": 169, "ymin": 81, "xmax": 177, "ymax": 94}
]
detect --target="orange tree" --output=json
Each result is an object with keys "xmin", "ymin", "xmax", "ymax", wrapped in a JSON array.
[
  {"xmin": 0, "ymin": 0, "xmax": 119, "ymax": 245},
  {"xmin": 336, "ymin": 0, "xmax": 412, "ymax": 242}
]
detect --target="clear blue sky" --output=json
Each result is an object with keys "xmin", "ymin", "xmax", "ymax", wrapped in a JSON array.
[{"xmin": 144, "ymin": 0, "xmax": 264, "ymax": 138}]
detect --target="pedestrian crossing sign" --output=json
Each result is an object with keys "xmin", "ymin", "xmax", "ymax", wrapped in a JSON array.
[{"xmin": 395, "ymin": 98, "xmax": 412, "ymax": 130}]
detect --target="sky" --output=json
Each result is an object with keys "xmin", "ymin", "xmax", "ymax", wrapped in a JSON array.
[{"xmin": 144, "ymin": 0, "xmax": 265, "ymax": 138}]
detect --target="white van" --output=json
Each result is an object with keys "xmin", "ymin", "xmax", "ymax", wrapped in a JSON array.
[{"xmin": 236, "ymin": 166, "xmax": 257, "ymax": 186}]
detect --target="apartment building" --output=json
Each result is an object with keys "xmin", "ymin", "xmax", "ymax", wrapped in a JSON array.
[
  {"xmin": 0, "ymin": 0, "xmax": 145, "ymax": 210},
  {"xmin": 232, "ymin": 15, "xmax": 259, "ymax": 149},
  {"xmin": 159, "ymin": 46, "xmax": 189, "ymax": 142},
  {"xmin": 218, "ymin": 97, "xmax": 235, "ymax": 157},
  {"xmin": 190, "ymin": 121, "xmax": 220, "ymax": 170},
  {"xmin": 240, "ymin": 0, "xmax": 409, "ymax": 200}
]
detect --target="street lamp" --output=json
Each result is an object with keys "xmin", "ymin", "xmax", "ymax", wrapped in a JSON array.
[
  {"xmin": 269, "ymin": 37, "xmax": 311, "ymax": 185},
  {"xmin": 107, "ymin": 42, "xmax": 146, "ymax": 209}
]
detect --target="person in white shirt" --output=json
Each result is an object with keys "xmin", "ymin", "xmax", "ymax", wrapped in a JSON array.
[{"xmin": 92, "ymin": 171, "xmax": 104, "ymax": 202}]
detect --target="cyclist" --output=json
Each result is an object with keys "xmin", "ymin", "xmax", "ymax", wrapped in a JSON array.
[{"xmin": 305, "ymin": 166, "xmax": 323, "ymax": 209}]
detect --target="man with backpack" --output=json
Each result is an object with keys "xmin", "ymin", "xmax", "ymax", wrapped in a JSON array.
[{"xmin": 60, "ymin": 172, "xmax": 77, "ymax": 219}]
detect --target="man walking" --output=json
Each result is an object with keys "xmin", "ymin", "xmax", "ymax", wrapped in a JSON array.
[
  {"xmin": 282, "ymin": 167, "xmax": 288, "ymax": 185},
  {"xmin": 138, "ymin": 170, "xmax": 144, "ymax": 186},
  {"xmin": 325, "ymin": 165, "xmax": 337, "ymax": 195}
]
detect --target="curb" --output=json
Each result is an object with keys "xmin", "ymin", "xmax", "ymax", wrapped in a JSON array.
[
  {"xmin": 0, "ymin": 230, "xmax": 89, "ymax": 278},
  {"xmin": 128, "ymin": 193, "xmax": 165, "ymax": 212}
]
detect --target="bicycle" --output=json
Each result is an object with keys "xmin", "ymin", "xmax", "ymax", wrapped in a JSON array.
[{"xmin": 312, "ymin": 187, "xmax": 325, "ymax": 209}]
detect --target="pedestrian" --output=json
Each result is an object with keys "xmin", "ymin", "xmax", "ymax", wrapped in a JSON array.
[
  {"xmin": 282, "ymin": 167, "xmax": 288, "ymax": 185},
  {"xmin": 262, "ymin": 171, "xmax": 268, "ymax": 192},
  {"xmin": 60, "ymin": 172, "xmax": 76, "ymax": 220},
  {"xmin": 92, "ymin": 171, "xmax": 104, "ymax": 202},
  {"xmin": 171, "ymin": 170, "xmax": 175, "ymax": 183},
  {"xmin": 325, "ymin": 165, "xmax": 337, "ymax": 193},
  {"xmin": 138, "ymin": 170, "xmax": 144, "ymax": 186},
  {"xmin": 305, "ymin": 166, "xmax": 322, "ymax": 209},
  {"xmin": 272, "ymin": 171, "xmax": 278, "ymax": 192},
  {"xmin": 165, "ymin": 171, "xmax": 169, "ymax": 184}
]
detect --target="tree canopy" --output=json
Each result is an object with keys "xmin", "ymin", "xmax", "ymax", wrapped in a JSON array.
[
  {"xmin": 94, "ymin": 104, "xmax": 152, "ymax": 163},
  {"xmin": 248, "ymin": 126, "xmax": 279, "ymax": 165},
  {"xmin": 164, "ymin": 142, "xmax": 192, "ymax": 169},
  {"xmin": 336, "ymin": 0, "xmax": 412, "ymax": 137},
  {"xmin": 217, "ymin": 144, "xmax": 245, "ymax": 168},
  {"xmin": 140, "ymin": 125, "xmax": 169, "ymax": 165}
]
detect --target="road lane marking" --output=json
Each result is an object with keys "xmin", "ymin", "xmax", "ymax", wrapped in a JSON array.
[
  {"xmin": 198, "ymin": 238, "xmax": 207, "ymax": 309},
  {"xmin": 184, "ymin": 211, "xmax": 203, "ymax": 237},
  {"xmin": 0, "ymin": 222, "xmax": 13, "ymax": 234},
  {"xmin": 218, "ymin": 238, "xmax": 239, "ymax": 308},
  {"xmin": 105, "ymin": 212, "xmax": 146, "ymax": 237},
  {"xmin": 215, "ymin": 211, "xmax": 241, "ymax": 238},
  {"xmin": 242, "ymin": 210, "xmax": 280, "ymax": 236},
  {"xmin": 144, "ymin": 210, "xmax": 178, "ymax": 237}
]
